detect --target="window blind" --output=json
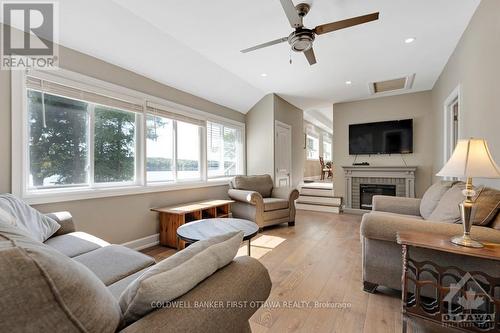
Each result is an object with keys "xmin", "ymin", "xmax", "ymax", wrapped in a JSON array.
[
  {"xmin": 146, "ymin": 101, "xmax": 205, "ymax": 127},
  {"xmin": 26, "ymin": 76, "xmax": 144, "ymax": 113}
]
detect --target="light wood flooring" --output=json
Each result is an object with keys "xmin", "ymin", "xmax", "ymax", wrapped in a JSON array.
[{"xmin": 143, "ymin": 211, "xmax": 402, "ymax": 333}]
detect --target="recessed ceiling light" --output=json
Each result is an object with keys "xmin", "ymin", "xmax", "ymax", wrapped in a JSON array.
[
  {"xmin": 260, "ymin": 73, "xmax": 268, "ymax": 77},
  {"xmin": 345, "ymin": 81, "xmax": 352, "ymax": 85},
  {"xmin": 404, "ymin": 37, "xmax": 416, "ymax": 44}
]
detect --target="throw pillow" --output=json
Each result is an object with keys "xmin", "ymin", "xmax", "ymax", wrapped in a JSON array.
[
  {"xmin": 420, "ymin": 181, "xmax": 458, "ymax": 219},
  {"xmin": 119, "ymin": 231, "xmax": 244, "ymax": 324},
  {"xmin": 0, "ymin": 222, "xmax": 122, "ymax": 333},
  {"xmin": 0, "ymin": 193, "xmax": 60, "ymax": 242},
  {"xmin": 471, "ymin": 187, "xmax": 500, "ymax": 226},
  {"xmin": 428, "ymin": 183, "xmax": 465, "ymax": 223}
]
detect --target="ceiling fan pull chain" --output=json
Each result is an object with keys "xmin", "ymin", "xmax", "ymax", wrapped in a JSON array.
[{"xmin": 289, "ymin": 49, "xmax": 292, "ymax": 64}]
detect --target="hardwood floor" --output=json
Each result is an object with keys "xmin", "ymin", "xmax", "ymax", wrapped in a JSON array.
[{"xmin": 143, "ymin": 211, "xmax": 402, "ymax": 333}]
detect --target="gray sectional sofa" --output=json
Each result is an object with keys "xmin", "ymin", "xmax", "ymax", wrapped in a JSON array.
[
  {"xmin": 1, "ymin": 204, "xmax": 271, "ymax": 332},
  {"xmin": 360, "ymin": 181, "xmax": 500, "ymax": 293}
]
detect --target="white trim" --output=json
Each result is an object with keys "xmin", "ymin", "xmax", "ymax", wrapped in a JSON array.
[
  {"xmin": 22, "ymin": 179, "xmax": 230, "ymax": 205},
  {"xmin": 11, "ymin": 69, "xmax": 245, "ymax": 204},
  {"xmin": 122, "ymin": 233, "xmax": 159, "ymax": 251},
  {"xmin": 443, "ymin": 85, "xmax": 462, "ymax": 165}
]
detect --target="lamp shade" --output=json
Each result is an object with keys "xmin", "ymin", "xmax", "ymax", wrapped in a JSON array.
[{"xmin": 437, "ymin": 139, "xmax": 500, "ymax": 178}]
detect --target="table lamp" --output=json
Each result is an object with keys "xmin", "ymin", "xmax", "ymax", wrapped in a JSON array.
[{"xmin": 436, "ymin": 138, "xmax": 500, "ymax": 248}]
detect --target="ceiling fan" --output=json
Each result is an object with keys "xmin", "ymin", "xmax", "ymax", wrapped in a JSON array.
[{"xmin": 240, "ymin": 0, "xmax": 379, "ymax": 65}]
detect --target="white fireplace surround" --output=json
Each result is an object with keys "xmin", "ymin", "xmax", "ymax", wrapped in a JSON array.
[{"xmin": 342, "ymin": 166, "xmax": 417, "ymax": 209}]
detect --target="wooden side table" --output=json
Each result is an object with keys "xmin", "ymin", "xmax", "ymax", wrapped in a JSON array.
[
  {"xmin": 151, "ymin": 200, "xmax": 234, "ymax": 249},
  {"xmin": 397, "ymin": 232, "xmax": 500, "ymax": 333}
]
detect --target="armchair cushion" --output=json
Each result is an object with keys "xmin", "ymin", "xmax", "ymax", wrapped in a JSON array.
[
  {"xmin": 231, "ymin": 175, "xmax": 273, "ymax": 197},
  {"xmin": 263, "ymin": 198, "xmax": 288, "ymax": 211},
  {"xmin": 419, "ymin": 181, "xmax": 458, "ymax": 219}
]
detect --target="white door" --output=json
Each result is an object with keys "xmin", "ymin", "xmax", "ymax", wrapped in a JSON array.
[{"xmin": 275, "ymin": 121, "xmax": 292, "ymax": 187}]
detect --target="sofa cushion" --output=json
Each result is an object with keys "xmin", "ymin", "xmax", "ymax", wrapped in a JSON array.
[
  {"xmin": 107, "ymin": 267, "xmax": 150, "ymax": 300},
  {"xmin": 263, "ymin": 197, "xmax": 289, "ymax": 211},
  {"xmin": 471, "ymin": 187, "xmax": 500, "ymax": 226},
  {"xmin": 232, "ymin": 175, "xmax": 273, "ymax": 197},
  {"xmin": 44, "ymin": 231, "xmax": 110, "ymax": 257},
  {"xmin": 119, "ymin": 231, "xmax": 243, "ymax": 325},
  {"xmin": 490, "ymin": 211, "xmax": 500, "ymax": 230},
  {"xmin": 428, "ymin": 183, "xmax": 464, "ymax": 223},
  {"xmin": 0, "ymin": 222, "xmax": 121, "ymax": 333},
  {"xmin": 419, "ymin": 181, "xmax": 458, "ymax": 219},
  {"xmin": 0, "ymin": 193, "xmax": 60, "ymax": 242},
  {"xmin": 73, "ymin": 244, "xmax": 155, "ymax": 286}
]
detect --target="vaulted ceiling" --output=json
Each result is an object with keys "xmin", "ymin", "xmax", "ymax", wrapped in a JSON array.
[{"xmin": 46, "ymin": 0, "xmax": 480, "ymax": 114}]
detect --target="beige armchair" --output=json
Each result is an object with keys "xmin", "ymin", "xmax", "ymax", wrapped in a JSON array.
[{"xmin": 228, "ymin": 175, "xmax": 299, "ymax": 229}]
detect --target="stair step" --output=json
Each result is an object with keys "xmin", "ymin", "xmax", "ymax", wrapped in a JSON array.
[
  {"xmin": 297, "ymin": 195, "xmax": 342, "ymax": 206},
  {"xmin": 295, "ymin": 203, "xmax": 342, "ymax": 213}
]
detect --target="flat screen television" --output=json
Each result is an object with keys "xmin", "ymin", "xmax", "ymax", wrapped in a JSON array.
[{"xmin": 349, "ymin": 119, "xmax": 413, "ymax": 155}]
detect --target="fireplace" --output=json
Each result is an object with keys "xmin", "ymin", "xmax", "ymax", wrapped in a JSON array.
[{"xmin": 359, "ymin": 184, "xmax": 396, "ymax": 210}]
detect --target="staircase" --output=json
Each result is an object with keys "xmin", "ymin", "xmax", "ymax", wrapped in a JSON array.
[{"xmin": 295, "ymin": 182, "xmax": 343, "ymax": 213}]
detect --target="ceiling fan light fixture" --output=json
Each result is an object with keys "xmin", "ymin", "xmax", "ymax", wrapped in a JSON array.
[{"xmin": 288, "ymin": 29, "xmax": 315, "ymax": 52}]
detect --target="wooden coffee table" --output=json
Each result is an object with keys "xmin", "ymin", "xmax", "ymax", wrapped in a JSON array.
[{"xmin": 176, "ymin": 218, "xmax": 259, "ymax": 256}]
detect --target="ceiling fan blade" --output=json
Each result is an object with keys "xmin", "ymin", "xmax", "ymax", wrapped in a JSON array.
[
  {"xmin": 314, "ymin": 12, "xmax": 379, "ymax": 35},
  {"xmin": 241, "ymin": 37, "xmax": 288, "ymax": 53},
  {"xmin": 279, "ymin": 0, "xmax": 302, "ymax": 28},
  {"xmin": 304, "ymin": 48, "xmax": 316, "ymax": 65}
]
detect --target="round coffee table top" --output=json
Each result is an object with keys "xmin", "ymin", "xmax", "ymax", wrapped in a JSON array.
[{"xmin": 176, "ymin": 218, "xmax": 258, "ymax": 243}]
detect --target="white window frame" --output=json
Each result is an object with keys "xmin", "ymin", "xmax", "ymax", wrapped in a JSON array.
[
  {"xmin": 12, "ymin": 69, "xmax": 245, "ymax": 204},
  {"xmin": 323, "ymin": 135, "xmax": 332, "ymax": 161},
  {"xmin": 306, "ymin": 134, "xmax": 320, "ymax": 160},
  {"xmin": 206, "ymin": 120, "xmax": 244, "ymax": 179}
]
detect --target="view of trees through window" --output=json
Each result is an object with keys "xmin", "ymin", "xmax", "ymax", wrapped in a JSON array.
[
  {"xmin": 207, "ymin": 122, "xmax": 240, "ymax": 178},
  {"xmin": 306, "ymin": 134, "xmax": 319, "ymax": 160},
  {"xmin": 28, "ymin": 90, "xmax": 137, "ymax": 188},
  {"xmin": 26, "ymin": 83, "xmax": 244, "ymax": 193}
]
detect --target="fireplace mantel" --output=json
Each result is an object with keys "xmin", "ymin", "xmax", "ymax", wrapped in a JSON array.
[{"xmin": 342, "ymin": 166, "xmax": 417, "ymax": 209}]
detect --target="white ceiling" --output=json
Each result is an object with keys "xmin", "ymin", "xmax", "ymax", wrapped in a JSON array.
[{"xmin": 40, "ymin": 0, "xmax": 480, "ymax": 113}]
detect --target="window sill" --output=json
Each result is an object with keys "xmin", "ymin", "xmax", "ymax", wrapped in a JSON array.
[{"xmin": 22, "ymin": 180, "xmax": 231, "ymax": 205}]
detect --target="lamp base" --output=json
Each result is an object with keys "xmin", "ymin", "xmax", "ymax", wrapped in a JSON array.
[{"xmin": 450, "ymin": 234, "xmax": 484, "ymax": 248}]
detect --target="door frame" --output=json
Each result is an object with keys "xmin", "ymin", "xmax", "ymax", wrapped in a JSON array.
[
  {"xmin": 443, "ymin": 85, "xmax": 462, "ymax": 164},
  {"xmin": 274, "ymin": 120, "xmax": 292, "ymax": 187}
]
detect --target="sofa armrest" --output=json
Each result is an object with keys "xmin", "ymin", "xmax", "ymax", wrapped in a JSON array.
[
  {"xmin": 46, "ymin": 211, "xmax": 76, "ymax": 236},
  {"xmin": 228, "ymin": 189, "xmax": 263, "ymax": 206},
  {"xmin": 372, "ymin": 195, "xmax": 422, "ymax": 216},
  {"xmin": 360, "ymin": 211, "xmax": 500, "ymax": 244},
  {"xmin": 271, "ymin": 187, "xmax": 299, "ymax": 202},
  {"xmin": 120, "ymin": 256, "xmax": 272, "ymax": 333}
]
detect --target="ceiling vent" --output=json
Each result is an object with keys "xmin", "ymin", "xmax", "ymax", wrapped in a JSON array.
[{"xmin": 369, "ymin": 74, "xmax": 415, "ymax": 95}]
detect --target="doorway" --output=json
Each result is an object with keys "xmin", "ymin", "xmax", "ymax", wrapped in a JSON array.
[
  {"xmin": 444, "ymin": 85, "xmax": 461, "ymax": 164},
  {"xmin": 275, "ymin": 121, "xmax": 292, "ymax": 187}
]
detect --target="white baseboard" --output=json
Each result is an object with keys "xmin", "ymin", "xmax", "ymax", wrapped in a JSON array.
[{"xmin": 122, "ymin": 233, "xmax": 159, "ymax": 251}]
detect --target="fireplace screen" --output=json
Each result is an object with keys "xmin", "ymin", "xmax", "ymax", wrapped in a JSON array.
[{"xmin": 359, "ymin": 184, "xmax": 396, "ymax": 209}]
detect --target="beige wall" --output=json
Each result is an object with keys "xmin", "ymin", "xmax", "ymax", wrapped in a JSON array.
[
  {"xmin": 303, "ymin": 120, "xmax": 332, "ymax": 179},
  {"xmin": 431, "ymin": 0, "xmax": 500, "ymax": 189},
  {"xmin": 274, "ymin": 95, "xmax": 304, "ymax": 187},
  {"xmin": 0, "ymin": 40, "xmax": 244, "ymax": 244},
  {"xmin": 246, "ymin": 94, "xmax": 275, "ymax": 178},
  {"xmin": 332, "ymin": 91, "xmax": 434, "ymax": 198}
]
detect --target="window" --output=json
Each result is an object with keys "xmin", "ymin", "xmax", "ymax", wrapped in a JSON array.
[
  {"xmin": 176, "ymin": 121, "xmax": 201, "ymax": 180},
  {"xmin": 146, "ymin": 114, "xmax": 174, "ymax": 182},
  {"xmin": 16, "ymin": 71, "xmax": 245, "ymax": 203},
  {"xmin": 323, "ymin": 136, "xmax": 332, "ymax": 161},
  {"xmin": 207, "ymin": 121, "xmax": 242, "ymax": 178},
  {"xmin": 27, "ymin": 90, "xmax": 139, "ymax": 189},
  {"xmin": 306, "ymin": 134, "xmax": 319, "ymax": 160}
]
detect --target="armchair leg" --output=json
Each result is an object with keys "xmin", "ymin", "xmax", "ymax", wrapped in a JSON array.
[
  {"xmin": 363, "ymin": 281, "xmax": 378, "ymax": 294},
  {"xmin": 288, "ymin": 221, "xmax": 295, "ymax": 227}
]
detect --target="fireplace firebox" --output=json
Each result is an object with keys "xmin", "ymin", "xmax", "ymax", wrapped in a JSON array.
[{"xmin": 359, "ymin": 184, "xmax": 396, "ymax": 210}]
